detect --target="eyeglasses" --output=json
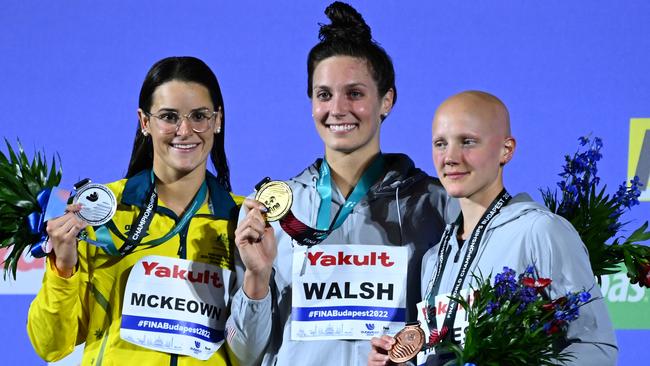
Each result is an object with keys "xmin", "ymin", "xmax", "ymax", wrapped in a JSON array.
[{"xmin": 145, "ymin": 109, "xmax": 218, "ymax": 134}]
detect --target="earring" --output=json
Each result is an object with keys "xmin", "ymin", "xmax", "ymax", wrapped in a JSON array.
[
  {"xmin": 381, "ymin": 112, "xmax": 389, "ymax": 119},
  {"xmin": 215, "ymin": 127, "xmax": 222, "ymax": 134},
  {"xmin": 141, "ymin": 129, "xmax": 148, "ymax": 136}
]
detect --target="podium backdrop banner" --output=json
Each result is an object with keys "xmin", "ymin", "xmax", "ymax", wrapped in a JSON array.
[{"xmin": 1, "ymin": 1, "xmax": 648, "ymax": 365}]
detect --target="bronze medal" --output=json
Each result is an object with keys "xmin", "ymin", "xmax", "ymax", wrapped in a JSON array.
[
  {"xmin": 254, "ymin": 180, "xmax": 293, "ymax": 222},
  {"xmin": 389, "ymin": 322, "xmax": 425, "ymax": 363}
]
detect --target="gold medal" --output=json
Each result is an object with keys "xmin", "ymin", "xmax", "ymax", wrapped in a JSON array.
[
  {"xmin": 389, "ymin": 322, "xmax": 425, "ymax": 363},
  {"xmin": 254, "ymin": 180, "xmax": 293, "ymax": 222}
]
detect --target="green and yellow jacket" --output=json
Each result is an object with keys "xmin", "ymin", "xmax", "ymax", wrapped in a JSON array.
[{"xmin": 28, "ymin": 170, "xmax": 243, "ymax": 366}]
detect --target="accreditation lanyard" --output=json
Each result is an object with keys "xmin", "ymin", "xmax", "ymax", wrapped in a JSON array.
[
  {"xmin": 85, "ymin": 172, "xmax": 208, "ymax": 257},
  {"xmin": 279, "ymin": 154, "xmax": 385, "ymax": 247},
  {"xmin": 423, "ymin": 189, "xmax": 511, "ymax": 338},
  {"xmin": 316, "ymin": 154, "xmax": 385, "ymax": 231}
]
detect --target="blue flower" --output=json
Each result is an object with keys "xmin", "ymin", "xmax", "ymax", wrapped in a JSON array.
[
  {"xmin": 568, "ymin": 184, "xmax": 578, "ymax": 196},
  {"xmin": 494, "ymin": 267, "xmax": 517, "ymax": 299},
  {"xmin": 517, "ymin": 285, "xmax": 538, "ymax": 309},
  {"xmin": 594, "ymin": 137, "xmax": 603, "ymax": 149},
  {"xmin": 486, "ymin": 300, "xmax": 500, "ymax": 315},
  {"xmin": 613, "ymin": 176, "xmax": 643, "ymax": 212}
]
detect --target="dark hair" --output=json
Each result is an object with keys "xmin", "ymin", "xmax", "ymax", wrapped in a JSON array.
[
  {"xmin": 126, "ymin": 56, "xmax": 231, "ymax": 191},
  {"xmin": 307, "ymin": 2, "xmax": 397, "ymax": 108}
]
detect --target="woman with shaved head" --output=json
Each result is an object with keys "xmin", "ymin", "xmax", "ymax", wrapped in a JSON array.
[{"xmin": 369, "ymin": 91, "xmax": 617, "ymax": 365}]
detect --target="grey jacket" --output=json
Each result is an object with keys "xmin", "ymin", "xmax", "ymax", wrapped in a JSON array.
[
  {"xmin": 227, "ymin": 154, "xmax": 454, "ymax": 366},
  {"xmin": 420, "ymin": 193, "xmax": 618, "ymax": 366}
]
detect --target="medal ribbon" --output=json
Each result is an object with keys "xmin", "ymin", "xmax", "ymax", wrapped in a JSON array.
[
  {"xmin": 423, "ymin": 189, "xmax": 511, "ymax": 345},
  {"xmin": 279, "ymin": 154, "xmax": 385, "ymax": 247},
  {"xmin": 86, "ymin": 171, "xmax": 208, "ymax": 256}
]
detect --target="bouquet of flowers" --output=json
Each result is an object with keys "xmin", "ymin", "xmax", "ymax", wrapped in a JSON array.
[
  {"xmin": 437, "ymin": 266, "xmax": 592, "ymax": 366},
  {"xmin": 0, "ymin": 140, "xmax": 61, "ymax": 279},
  {"xmin": 540, "ymin": 136, "xmax": 650, "ymax": 287}
]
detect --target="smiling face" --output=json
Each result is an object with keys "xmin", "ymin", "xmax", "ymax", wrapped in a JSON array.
[
  {"xmin": 139, "ymin": 80, "xmax": 222, "ymax": 181},
  {"xmin": 432, "ymin": 92, "xmax": 515, "ymax": 207},
  {"xmin": 311, "ymin": 56, "xmax": 393, "ymax": 160}
]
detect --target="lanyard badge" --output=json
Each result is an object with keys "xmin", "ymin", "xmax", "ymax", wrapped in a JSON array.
[{"xmin": 388, "ymin": 189, "xmax": 511, "ymax": 362}]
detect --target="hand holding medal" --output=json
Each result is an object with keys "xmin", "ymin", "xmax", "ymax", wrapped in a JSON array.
[
  {"xmin": 368, "ymin": 321, "xmax": 426, "ymax": 366},
  {"xmin": 388, "ymin": 322, "xmax": 426, "ymax": 363},
  {"xmin": 368, "ymin": 322, "xmax": 425, "ymax": 365},
  {"xmin": 254, "ymin": 178, "xmax": 293, "ymax": 223},
  {"xmin": 43, "ymin": 179, "xmax": 118, "ymax": 277},
  {"xmin": 234, "ymin": 178, "xmax": 293, "ymax": 299}
]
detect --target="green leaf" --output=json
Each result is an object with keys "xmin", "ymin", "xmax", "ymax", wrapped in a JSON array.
[
  {"xmin": 622, "ymin": 250, "xmax": 637, "ymax": 277},
  {"xmin": 0, "ymin": 168, "xmax": 34, "ymax": 201},
  {"xmin": 4, "ymin": 138, "xmax": 20, "ymax": 167},
  {"xmin": 0, "ymin": 190, "xmax": 35, "ymax": 209},
  {"xmin": 15, "ymin": 140, "xmax": 32, "ymax": 171},
  {"xmin": 0, "ymin": 219, "xmax": 20, "ymax": 235},
  {"xmin": 46, "ymin": 153, "xmax": 62, "ymax": 187},
  {"xmin": 625, "ymin": 222, "xmax": 650, "ymax": 244}
]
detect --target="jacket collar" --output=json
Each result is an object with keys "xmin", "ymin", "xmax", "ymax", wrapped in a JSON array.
[
  {"xmin": 121, "ymin": 169, "xmax": 235, "ymax": 220},
  {"xmin": 292, "ymin": 153, "xmax": 427, "ymax": 196}
]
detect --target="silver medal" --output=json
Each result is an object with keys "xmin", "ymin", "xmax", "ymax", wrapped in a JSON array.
[{"xmin": 72, "ymin": 182, "xmax": 117, "ymax": 226}]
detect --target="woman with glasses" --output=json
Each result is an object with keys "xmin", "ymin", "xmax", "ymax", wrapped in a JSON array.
[
  {"xmin": 225, "ymin": 2, "xmax": 453, "ymax": 365},
  {"xmin": 28, "ymin": 56, "xmax": 242, "ymax": 365}
]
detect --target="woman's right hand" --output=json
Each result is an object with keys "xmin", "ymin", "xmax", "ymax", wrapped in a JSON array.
[
  {"xmin": 235, "ymin": 198, "xmax": 277, "ymax": 299},
  {"xmin": 45, "ymin": 203, "xmax": 86, "ymax": 277},
  {"xmin": 368, "ymin": 335, "xmax": 397, "ymax": 366}
]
